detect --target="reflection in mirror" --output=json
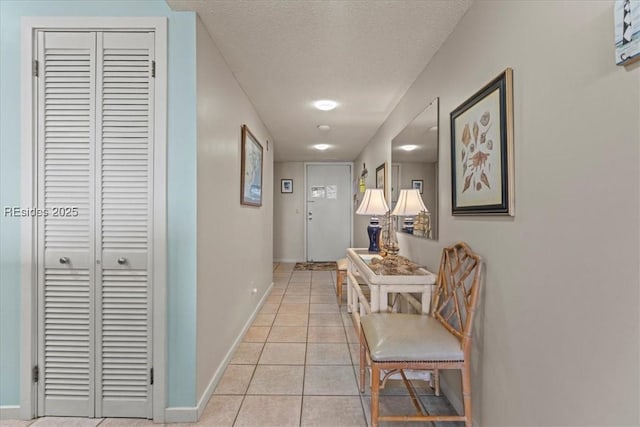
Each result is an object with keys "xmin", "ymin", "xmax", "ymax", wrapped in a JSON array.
[{"xmin": 391, "ymin": 97, "xmax": 439, "ymax": 240}]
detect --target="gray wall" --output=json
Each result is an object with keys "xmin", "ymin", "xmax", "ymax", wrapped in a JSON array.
[
  {"xmin": 195, "ymin": 17, "xmax": 274, "ymax": 402},
  {"xmin": 273, "ymin": 162, "xmax": 305, "ymax": 262},
  {"xmin": 355, "ymin": 1, "xmax": 640, "ymax": 425}
]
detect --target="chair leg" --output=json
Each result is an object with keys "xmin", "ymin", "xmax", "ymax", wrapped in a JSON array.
[
  {"xmin": 359, "ymin": 331, "xmax": 366, "ymax": 393},
  {"xmin": 336, "ymin": 270, "xmax": 344, "ymax": 302},
  {"xmin": 371, "ymin": 362, "xmax": 380, "ymax": 427},
  {"xmin": 434, "ymin": 369, "xmax": 440, "ymax": 396},
  {"xmin": 462, "ymin": 363, "xmax": 472, "ymax": 427}
]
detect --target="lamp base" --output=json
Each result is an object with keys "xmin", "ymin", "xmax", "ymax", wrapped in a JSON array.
[
  {"xmin": 367, "ymin": 224, "xmax": 381, "ymax": 252},
  {"xmin": 401, "ymin": 217, "xmax": 414, "ymax": 234}
]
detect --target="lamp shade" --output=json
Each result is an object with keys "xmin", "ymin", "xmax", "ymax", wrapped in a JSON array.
[
  {"xmin": 356, "ymin": 188, "xmax": 389, "ymax": 216},
  {"xmin": 391, "ymin": 189, "xmax": 428, "ymax": 216}
]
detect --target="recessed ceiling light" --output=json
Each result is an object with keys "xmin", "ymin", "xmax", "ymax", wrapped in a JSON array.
[
  {"xmin": 313, "ymin": 144, "xmax": 331, "ymax": 151},
  {"xmin": 399, "ymin": 145, "xmax": 418, "ymax": 151},
  {"xmin": 317, "ymin": 124, "xmax": 331, "ymax": 131},
  {"xmin": 313, "ymin": 100, "xmax": 338, "ymax": 111}
]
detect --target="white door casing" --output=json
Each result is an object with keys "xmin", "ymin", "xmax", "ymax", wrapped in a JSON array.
[
  {"xmin": 305, "ymin": 163, "xmax": 353, "ymax": 261},
  {"xmin": 21, "ymin": 18, "xmax": 167, "ymax": 422}
]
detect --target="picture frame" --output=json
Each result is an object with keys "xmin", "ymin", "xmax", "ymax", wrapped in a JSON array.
[
  {"xmin": 375, "ymin": 162, "xmax": 387, "ymax": 195},
  {"xmin": 281, "ymin": 179, "xmax": 293, "ymax": 193},
  {"xmin": 615, "ymin": 0, "xmax": 640, "ymax": 65},
  {"xmin": 411, "ymin": 180, "xmax": 424, "ymax": 194},
  {"xmin": 450, "ymin": 68, "xmax": 514, "ymax": 215},
  {"xmin": 240, "ymin": 124, "xmax": 263, "ymax": 207}
]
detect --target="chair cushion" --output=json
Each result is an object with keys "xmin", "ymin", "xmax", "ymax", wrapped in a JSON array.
[
  {"xmin": 361, "ymin": 313, "xmax": 463, "ymax": 362},
  {"xmin": 337, "ymin": 258, "xmax": 348, "ymax": 270}
]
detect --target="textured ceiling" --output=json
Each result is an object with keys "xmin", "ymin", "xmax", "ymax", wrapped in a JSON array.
[{"xmin": 167, "ymin": 0, "xmax": 472, "ymax": 161}]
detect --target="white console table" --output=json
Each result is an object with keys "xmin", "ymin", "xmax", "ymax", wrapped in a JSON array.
[{"xmin": 346, "ymin": 248, "xmax": 437, "ymax": 323}]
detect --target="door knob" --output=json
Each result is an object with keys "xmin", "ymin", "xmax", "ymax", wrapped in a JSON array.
[
  {"xmin": 117, "ymin": 257, "xmax": 127, "ymax": 265},
  {"xmin": 59, "ymin": 257, "xmax": 69, "ymax": 264}
]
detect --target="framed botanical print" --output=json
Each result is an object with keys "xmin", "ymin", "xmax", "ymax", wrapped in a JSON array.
[
  {"xmin": 240, "ymin": 124, "xmax": 263, "ymax": 206},
  {"xmin": 450, "ymin": 68, "xmax": 514, "ymax": 215}
]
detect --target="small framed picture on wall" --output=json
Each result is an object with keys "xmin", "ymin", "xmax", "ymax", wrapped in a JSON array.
[
  {"xmin": 281, "ymin": 179, "xmax": 293, "ymax": 193},
  {"xmin": 412, "ymin": 180, "xmax": 424, "ymax": 194}
]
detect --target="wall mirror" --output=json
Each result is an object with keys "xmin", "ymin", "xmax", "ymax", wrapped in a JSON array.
[{"xmin": 391, "ymin": 97, "xmax": 439, "ymax": 240}]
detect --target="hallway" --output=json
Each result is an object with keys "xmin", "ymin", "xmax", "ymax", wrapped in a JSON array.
[
  {"xmin": 190, "ymin": 262, "xmax": 461, "ymax": 426},
  {"xmin": 2, "ymin": 263, "xmax": 459, "ymax": 427}
]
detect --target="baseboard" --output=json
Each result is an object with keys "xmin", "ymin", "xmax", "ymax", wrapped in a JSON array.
[
  {"xmin": 193, "ymin": 281, "xmax": 274, "ymax": 421},
  {"xmin": 0, "ymin": 406, "xmax": 21, "ymax": 420},
  {"xmin": 164, "ymin": 406, "xmax": 197, "ymax": 423},
  {"xmin": 273, "ymin": 258, "xmax": 301, "ymax": 263}
]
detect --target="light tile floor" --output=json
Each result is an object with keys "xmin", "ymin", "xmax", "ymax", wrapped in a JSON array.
[{"xmin": 2, "ymin": 263, "xmax": 460, "ymax": 427}]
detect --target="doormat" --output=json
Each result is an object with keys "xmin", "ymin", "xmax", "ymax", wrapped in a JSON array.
[{"xmin": 294, "ymin": 262, "xmax": 337, "ymax": 271}]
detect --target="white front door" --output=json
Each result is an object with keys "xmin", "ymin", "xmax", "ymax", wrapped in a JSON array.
[{"xmin": 306, "ymin": 164, "xmax": 352, "ymax": 261}]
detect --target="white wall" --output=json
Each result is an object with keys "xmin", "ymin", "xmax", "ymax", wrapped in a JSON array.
[
  {"xmin": 195, "ymin": 17, "xmax": 274, "ymax": 403},
  {"xmin": 356, "ymin": 1, "xmax": 639, "ymax": 425},
  {"xmin": 273, "ymin": 162, "xmax": 305, "ymax": 262}
]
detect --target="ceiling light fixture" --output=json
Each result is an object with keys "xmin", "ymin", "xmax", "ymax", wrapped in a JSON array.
[
  {"xmin": 399, "ymin": 145, "xmax": 418, "ymax": 151},
  {"xmin": 313, "ymin": 144, "xmax": 330, "ymax": 151},
  {"xmin": 317, "ymin": 124, "xmax": 331, "ymax": 131},
  {"xmin": 313, "ymin": 100, "xmax": 338, "ymax": 111},
  {"xmin": 429, "ymin": 125, "xmax": 438, "ymax": 131}
]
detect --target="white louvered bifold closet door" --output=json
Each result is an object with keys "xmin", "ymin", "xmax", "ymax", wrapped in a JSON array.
[
  {"xmin": 37, "ymin": 30, "xmax": 154, "ymax": 419},
  {"xmin": 95, "ymin": 32, "xmax": 154, "ymax": 418},
  {"xmin": 37, "ymin": 31, "xmax": 97, "ymax": 417}
]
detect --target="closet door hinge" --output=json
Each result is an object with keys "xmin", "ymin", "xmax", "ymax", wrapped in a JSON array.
[
  {"xmin": 150, "ymin": 367, "xmax": 154, "ymax": 385},
  {"xmin": 33, "ymin": 59, "xmax": 39, "ymax": 77},
  {"xmin": 32, "ymin": 365, "xmax": 39, "ymax": 383},
  {"xmin": 151, "ymin": 60, "xmax": 156, "ymax": 78}
]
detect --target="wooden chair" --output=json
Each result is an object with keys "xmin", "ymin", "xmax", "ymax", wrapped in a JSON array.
[{"xmin": 359, "ymin": 242, "xmax": 483, "ymax": 427}]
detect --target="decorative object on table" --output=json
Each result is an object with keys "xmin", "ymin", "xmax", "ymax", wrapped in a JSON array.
[
  {"xmin": 391, "ymin": 189, "xmax": 428, "ymax": 235},
  {"xmin": 411, "ymin": 180, "xmax": 424, "ymax": 194},
  {"xmin": 412, "ymin": 211, "xmax": 431, "ymax": 239},
  {"xmin": 450, "ymin": 68, "xmax": 514, "ymax": 215},
  {"xmin": 281, "ymin": 178, "xmax": 293, "ymax": 193},
  {"xmin": 368, "ymin": 254, "xmax": 426, "ymax": 276},
  {"xmin": 356, "ymin": 188, "xmax": 389, "ymax": 253},
  {"xmin": 379, "ymin": 211, "xmax": 399, "ymax": 257},
  {"xmin": 240, "ymin": 124, "xmax": 263, "ymax": 206},
  {"xmin": 375, "ymin": 162, "xmax": 387, "ymax": 195},
  {"xmin": 293, "ymin": 261, "xmax": 338, "ymax": 271},
  {"xmin": 615, "ymin": 0, "xmax": 640, "ymax": 65}
]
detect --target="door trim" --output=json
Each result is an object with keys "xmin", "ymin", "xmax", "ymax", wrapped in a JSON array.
[
  {"xmin": 20, "ymin": 17, "xmax": 167, "ymax": 422},
  {"xmin": 303, "ymin": 162, "xmax": 354, "ymax": 261}
]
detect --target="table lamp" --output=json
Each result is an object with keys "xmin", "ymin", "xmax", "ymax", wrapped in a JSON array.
[
  {"xmin": 391, "ymin": 189, "xmax": 428, "ymax": 234},
  {"xmin": 356, "ymin": 188, "xmax": 389, "ymax": 252}
]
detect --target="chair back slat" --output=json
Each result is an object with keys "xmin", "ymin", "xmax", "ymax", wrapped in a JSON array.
[{"xmin": 431, "ymin": 243, "xmax": 483, "ymax": 349}]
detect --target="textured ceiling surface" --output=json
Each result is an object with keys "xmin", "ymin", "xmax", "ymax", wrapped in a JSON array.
[{"xmin": 167, "ymin": 0, "xmax": 472, "ymax": 161}]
